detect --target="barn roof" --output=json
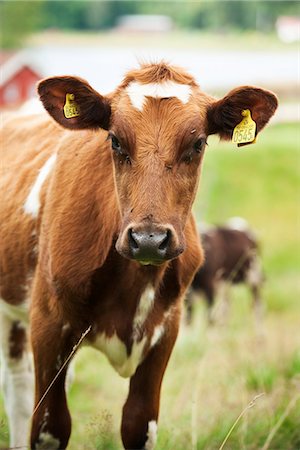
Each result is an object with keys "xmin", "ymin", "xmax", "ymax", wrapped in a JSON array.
[{"xmin": 0, "ymin": 51, "xmax": 43, "ymax": 87}]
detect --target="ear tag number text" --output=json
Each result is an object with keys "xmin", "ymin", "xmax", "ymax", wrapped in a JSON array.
[
  {"xmin": 64, "ymin": 93, "xmax": 80, "ymax": 119},
  {"xmin": 232, "ymin": 109, "xmax": 256, "ymax": 146}
]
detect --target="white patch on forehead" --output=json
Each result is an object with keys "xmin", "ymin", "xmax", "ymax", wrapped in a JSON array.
[
  {"xmin": 23, "ymin": 153, "xmax": 57, "ymax": 218},
  {"xmin": 93, "ymin": 332, "xmax": 147, "ymax": 378},
  {"xmin": 145, "ymin": 420, "xmax": 158, "ymax": 450},
  {"xmin": 126, "ymin": 80, "xmax": 192, "ymax": 111},
  {"xmin": 36, "ymin": 432, "xmax": 60, "ymax": 450}
]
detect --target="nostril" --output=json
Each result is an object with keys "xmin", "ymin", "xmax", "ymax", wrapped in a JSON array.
[
  {"xmin": 158, "ymin": 229, "xmax": 171, "ymax": 251},
  {"xmin": 128, "ymin": 229, "xmax": 139, "ymax": 250},
  {"xmin": 125, "ymin": 226, "xmax": 174, "ymax": 262}
]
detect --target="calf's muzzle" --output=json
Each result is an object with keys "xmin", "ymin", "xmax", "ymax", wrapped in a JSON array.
[{"xmin": 116, "ymin": 223, "xmax": 183, "ymax": 265}]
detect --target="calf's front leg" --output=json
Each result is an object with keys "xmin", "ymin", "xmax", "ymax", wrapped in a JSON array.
[
  {"xmin": 0, "ymin": 302, "xmax": 34, "ymax": 448},
  {"xmin": 30, "ymin": 306, "xmax": 76, "ymax": 450},
  {"xmin": 121, "ymin": 317, "xmax": 179, "ymax": 450}
]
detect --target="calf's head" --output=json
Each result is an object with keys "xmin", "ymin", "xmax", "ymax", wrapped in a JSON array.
[{"xmin": 38, "ymin": 63, "xmax": 277, "ymax": 265}]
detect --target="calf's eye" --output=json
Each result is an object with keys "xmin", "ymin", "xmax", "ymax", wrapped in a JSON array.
[
  {"xmin": 182, "ymin": 137, "xmax": 207, "ymax": 165},
  {"xmin": 193, "ymin": 137, "xmax": 207, "ymax": 153},
  {"xmin": 108, "ymin": 132, "xmax": 131, "ymax": 165},
  {"xmin": 111, "ymin": 134, "xmax": 122, "ymax": 153}
]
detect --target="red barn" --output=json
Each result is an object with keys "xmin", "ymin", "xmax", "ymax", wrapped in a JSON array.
[{"xmin": 0, "ymin": 52, "xmax": 42, "ymax": 108}]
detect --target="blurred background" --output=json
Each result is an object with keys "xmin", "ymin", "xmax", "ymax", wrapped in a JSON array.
[
  {"xmin": 0, "ymin": 1, "xmax": 299, "ymax": 449},
  {"xmin": 0, "ymin": 0, "xmax": 299, "ymax": 109}
]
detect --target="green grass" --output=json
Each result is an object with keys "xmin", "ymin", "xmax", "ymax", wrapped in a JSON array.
[
  {"xmin": 246, "ymin": 364, "xmax": 279, "ymax": 393},
  {"xmin": 285, "ymin": 350, "xmax": 300, "ymax": 380},
  {"xmin": 29, "ymin": 29, "xmax": 300, "ymax": 52},
  {"xmin": 0, "ymin": 122, "xmax": 299, "ymax": 449}
]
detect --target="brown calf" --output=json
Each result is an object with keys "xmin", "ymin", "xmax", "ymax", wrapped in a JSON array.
[
  {"xmin": 185, "ymin": 219, "xmax": 264, "ymax": 325},
  {"xmin": 0, "ymin": 62, "xmax": 277, "ymax": 449}
]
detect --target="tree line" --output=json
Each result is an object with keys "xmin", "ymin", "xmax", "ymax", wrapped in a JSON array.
[{"xmin": 1, "ymin": 0, "xmax": 298, "ymax": 49}]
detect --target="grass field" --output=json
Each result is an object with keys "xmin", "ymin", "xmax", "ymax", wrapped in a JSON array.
[
  {"xmin": 0, "ymin": 122, "xmax": 299, "ymax": 449},
  {"xmin": 30, "ymin": 29, "xmax": 300, "ymax": 52}
]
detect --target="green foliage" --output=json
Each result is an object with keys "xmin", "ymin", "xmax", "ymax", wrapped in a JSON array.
[
  {"xmin": 246, "ymin": 364, "xmax": 278, "ymax": 392},
  {"xmin": 1, "ymin": 0, "xmax": 299, "ymax": 49},
  {"xmin": 0, "ymin": 418, "xmax": 8, "ymax": 444},
  {"xmin": 86, "ymin": 412, "xmax": 120, "ymax": 450},
  {"xmin": 0, "ymin": 0, "xmax": 44, "ymax": 48},
  {"xmin": 39, "ymin": 1, "xmax": 139, "ymax": 31},
  {"xmin": 41, "ymin": 1, "xmax": 92, "ymax": 30},
  {"xmin": 180, "ymin": 0, "xmax": 299, "ymax": 32},
  {"xmin": 285, "ymin": 350, "xmax": 300, "ymax": 380}
]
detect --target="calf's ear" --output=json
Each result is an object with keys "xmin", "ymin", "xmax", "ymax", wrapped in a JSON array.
[
  {"xmin": 207, "ymin": 86, "xmax": 278, "ymax": 142},
  {"xmin": 38, "ymin": 76, "xmax": 111, "ymax": 130}
]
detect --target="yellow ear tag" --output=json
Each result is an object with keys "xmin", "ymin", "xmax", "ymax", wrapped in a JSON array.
[
  {"xmin": 232, "ymin": 109, "xmax": 256, "ymax": 146},
  {"xmin": 63, "ymin": 93, "xmax": 80, "ymax": 119}
]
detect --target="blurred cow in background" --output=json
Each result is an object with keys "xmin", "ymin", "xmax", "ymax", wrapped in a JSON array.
[{"xmin": 185, "ymin": 218, "xmax": 264, "ymax": 325}]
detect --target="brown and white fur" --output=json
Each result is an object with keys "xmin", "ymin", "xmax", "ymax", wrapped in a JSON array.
[
  {"xmin": 0, "ymin": 62, "xmax": 277, "ymax": 449},
  {"xmin": 185, "ymin": 218, "xmax": 264, "ymax": 325}
]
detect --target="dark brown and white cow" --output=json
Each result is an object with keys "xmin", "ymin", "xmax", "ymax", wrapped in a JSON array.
[
  {"xmin": 185, "ymin": 218, "xmax": 264, "ymax": 325},
  {"xmin": 0, "ymin": 63, "xmax": 277, "ymax": 449}
]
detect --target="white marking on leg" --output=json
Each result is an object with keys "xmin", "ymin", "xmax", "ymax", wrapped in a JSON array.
[
  {"xmin": 133, "ymin": 286, "xmax": 155, "ymax": 338},
  {"xmin": 126, "ymin": 81, "xmax": 191, "ymax": 111},
  {"xmin": 150, "ymin": 305, "xmax": 175, "ymax": 348},
  {"xmin": 247, "ymin": 258, "xmax": 264, "ymax": 331},
  {"xmin": 56, "ymin": 354, "xmax": 62, "ymax": 370},
  {"xmin": 150, "ymin": 324, "xmax": 165, "ymax": 348},
  {"xmin": 145, "ymin": 420, "xmax": 158, "ymax": 450},
  {"xmin": 62, "ymin": 322, "xmax": 71, "ymax": 333},
  {"xmin": 42, "ymin": 407, "xmax": 50, "ymax": 427},
  {"xmin": 211, "ymin": 280, "xmax": 229, "ymax": 324},
  {"xmin": 36, "ymin": 432, "xmax": 60, "ymax": 450},
  {"xmin": 23, "ymin": 153, "xmax": 57, "ymax": 217},
  {"xmin": 65, "ymin": 359, "xmax": 76, "ymax": 392},
  {"xmin": 0, "ymin": 299, "xmax": 29, "ymax": 323},
  {"xmin": 0, "ymin": 299, "xmax": 33, "ymax": 448},
  {"xmin": 247, "ymin": 257, "xmax": 263, "ymax": 286}
]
